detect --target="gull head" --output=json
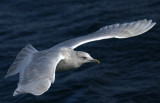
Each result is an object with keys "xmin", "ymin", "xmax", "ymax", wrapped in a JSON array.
[
  {"xmin": 56, "ymin": 50, "xmax": 100, "ymax": 71},
  {"xmin": 76, "ymin": 51, "xmax": 100, "ymax": 65}
]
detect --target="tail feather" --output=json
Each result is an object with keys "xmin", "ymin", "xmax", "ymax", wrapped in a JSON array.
[
  {"xmin": 5, "ymin": 44, "xmax": 37, "ymax": 78},
  {"xmin": 13, "ymin": 89, "xmax": 22, "ymax": 96}
]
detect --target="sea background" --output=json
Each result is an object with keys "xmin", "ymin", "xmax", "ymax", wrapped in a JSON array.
[{"xmin": 0, "ymin": 0, "xmax": 160, "ymax": 103}]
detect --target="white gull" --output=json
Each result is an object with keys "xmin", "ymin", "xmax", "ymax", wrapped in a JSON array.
[{"xmin": 5, "ymin": 19, "xmax": 156, "ymax": 96}]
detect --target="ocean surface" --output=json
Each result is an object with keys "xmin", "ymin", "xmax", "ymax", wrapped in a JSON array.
[{"xmin": 0, "ymin": 0, "xmax": 160, "ymax": 103}]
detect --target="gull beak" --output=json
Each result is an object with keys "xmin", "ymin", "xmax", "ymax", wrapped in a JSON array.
[{"xmin": 91, "ymin": 59, "xmax": 100, "ymax": 64}]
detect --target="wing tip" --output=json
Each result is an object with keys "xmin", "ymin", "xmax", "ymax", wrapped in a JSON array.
[
  {"xmin": 115, "ymin": 19, "xmax": 156, "ymax": 39},
  {"xmin": 152, "ymin": 22, "xmax": 156, "ymax": 26},
  {"xmin": 144, "ymin": 19, "xmax": 156, "ymax": 24}
]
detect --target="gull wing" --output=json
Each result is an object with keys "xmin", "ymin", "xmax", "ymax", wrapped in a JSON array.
[
  {"xmin": 13, "ymin": 50, "xmax": 64, "ymax": 96},
  {"xmin": 56, "ymin": 19, "xmax": 156, "ymax": 49}
]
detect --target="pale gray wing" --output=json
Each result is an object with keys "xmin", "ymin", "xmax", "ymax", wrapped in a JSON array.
[
  {"xmin": 56, "ymin": 19, "xmax": 156, "ymax": 49},
  {"xmin": 13, "ymin": 50, "xmax": 64, "ymax": 96}
]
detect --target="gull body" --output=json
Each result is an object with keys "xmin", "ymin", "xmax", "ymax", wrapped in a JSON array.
[{"xmin": 5, "ymin": 19, "xmax": 156, "ymax": 96}]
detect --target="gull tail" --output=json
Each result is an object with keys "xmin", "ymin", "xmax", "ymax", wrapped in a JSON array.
[
  {"xmin": 13, "ymin": 88, "xmax": 22, "ymax": 96},
  {"xmin": 5, "ymin": 44, "xmax": 38, "ymax": 78}
]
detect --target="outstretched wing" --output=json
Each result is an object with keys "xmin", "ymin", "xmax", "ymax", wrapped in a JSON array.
[
  {"xmin": 56, "ymin": 19, "xmax": 156, "ymax": 49},
  {"xmin": 13, "ymin": 50, "xmax": 64, "ymax": 96}
]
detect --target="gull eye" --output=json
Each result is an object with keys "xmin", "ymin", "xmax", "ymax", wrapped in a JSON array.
[{"xmin": 81, "ymin": 57, "xmax": 87, "ymax": 60}]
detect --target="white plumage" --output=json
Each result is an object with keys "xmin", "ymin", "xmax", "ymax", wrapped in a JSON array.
[{"xmin": 5, "ymin": 19, "xmax": 156, "ymax": 96}]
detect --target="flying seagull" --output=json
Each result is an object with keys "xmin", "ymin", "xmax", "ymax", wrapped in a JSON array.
[{"xmin": 5, "ymin": 19, "xmax": 156, "ymax": 96}]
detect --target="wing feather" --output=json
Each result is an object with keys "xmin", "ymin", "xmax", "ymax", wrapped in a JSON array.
[
  {"xmin": 13, "ymin": 50, "xmax": 63, "ymax": 96},
  {"xmin": 56, "ymin": 19, "xmax": 156, "ymax": 49}
]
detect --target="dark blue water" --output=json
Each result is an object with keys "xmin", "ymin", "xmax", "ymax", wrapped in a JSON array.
[{"xmin": 0, "ymin": 0, "xmax": 160, "ymax": 103}]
